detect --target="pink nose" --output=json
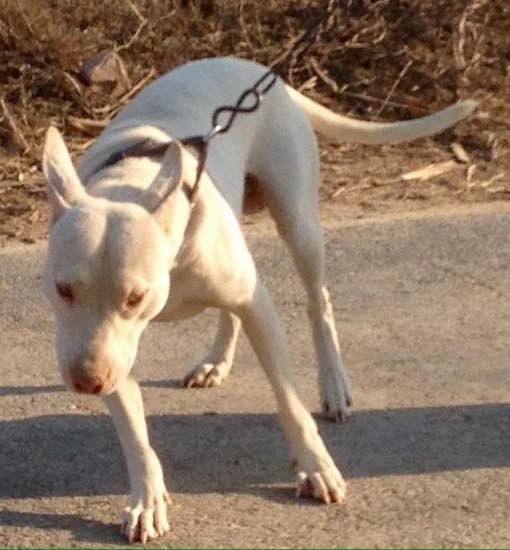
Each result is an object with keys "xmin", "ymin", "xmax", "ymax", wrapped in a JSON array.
[{"xmin": 71, "ymin": 376, "xmax": 104, "ymax": 395}]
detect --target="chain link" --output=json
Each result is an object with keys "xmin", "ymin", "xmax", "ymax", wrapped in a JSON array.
[{"xmin": 182, "ymin": 0, "xmax": 339, "ymax": 201}]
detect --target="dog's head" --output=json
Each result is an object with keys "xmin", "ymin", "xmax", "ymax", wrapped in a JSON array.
[{"xmin": 42, "ymin": 127, "xmax": 190, "ymax": 395}]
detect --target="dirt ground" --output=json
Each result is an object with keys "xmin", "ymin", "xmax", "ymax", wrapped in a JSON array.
[
  {"xmin": 0, "ymin": 0, "xmax": 509, "ymax": 243},
  {"xmin": 1, "ymin": 136, "xmax": 509, "ymax": 245}
]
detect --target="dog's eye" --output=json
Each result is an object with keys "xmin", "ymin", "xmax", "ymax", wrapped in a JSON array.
[
  {"xmin": 56, "ymin": 282, "xmax": 74, "ymax": 304},
  {"xmin": 126, "ymin": 290, "xmax": 145, "ymax": 308}
]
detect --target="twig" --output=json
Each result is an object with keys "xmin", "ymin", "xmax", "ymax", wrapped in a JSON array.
[
  {"xmin": 17, "ymin": 3, "xmax": 39, "ymax": 45},
  {"xmin": 124, "ymin": 0, "xmax": 145, "ymax": 22},
  {"xmin": 298, "ymin": 75, "xmax": 318, "ymax": 93},
  {"xmin": 450, "ymin": 142, "xmax": 470, "ymax": 164},
  {"xmin": 91, "ymin": 67, "xmax": 157, "ymax": 117},
  {"xmin": 311, "ymin": 77, "xmax": 429, "ymax": 114},
  {"xmin": 375, "ymin": 59, "xmax": 413, "ymax": 116},
  {"xmin": 0, "ymin": 17, "xmax": 10, "ymax": 42},
  {"xmin": 467, "ymin": 172, "xmax": 506, "ymax": 190},
  {"xmin": 309, "ymin": 57, "xmax": 338, "ymax": 92},
  {"xmin": 342, "ymin": 90, "xmax": 430, "ymax": 114},
  {"xmin": 330, "ymin": 185, "xmax": 346, "ymax": 199},
  {"xmin": 454, "ymin": 0, "xmax": 490, "ymax": 70},
  {"xmin": 307, "ymin": 55, "xmax": 428, "ymax": 114},
  {"xmin": 454, "ymin": 1, "xmax": 471, "ymax": 69},
  {"xmin": 0, "ymin": 98, "xmax": 30, "ymax": 154},
  {"xmin": 63, "ymin": 71, "xmax": 85, "ymax": 97},
  {"xmin": 72, "ymin": 138, "xmax": 97, "ymax": 151},
  {"xmin": 401, "ymin": 160, "xmax": 464, "ymax": 182},
  {"xmin": 0, "ymin": 180, "xmax": 25, "ymax": 190},
  {"xmin": 116, "ymin": 0, "xmax": 148, "ymax": 53},
  {"xmin": 67, "ymin": 116, "xmax": 110, "ymax": 136},
  {"xmin": 475, "ymin": 111, "xmax": 510, "ymax": 128},
  {"xmin": 239, "ymin": 0, "xmax": 255, "ymax": 54}
]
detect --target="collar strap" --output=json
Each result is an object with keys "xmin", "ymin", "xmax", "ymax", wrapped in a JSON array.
[
  {"xmin": 94, "ymin": 138, "xmax": 170, "ymax": 173},
  {"xmin": 179, "ymin": 135, "xmax": 209, "ymax": 203},
  {"xmin": 91, "ymin": 137, "xmax": 203, "ymax": 203}
]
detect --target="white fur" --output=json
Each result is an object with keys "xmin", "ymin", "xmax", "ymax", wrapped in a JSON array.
[{"xmin": 42, "ymin": 57, "xmax": 476, "ymax": 543}]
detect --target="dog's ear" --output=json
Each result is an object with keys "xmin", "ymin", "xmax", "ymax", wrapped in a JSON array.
[
  {"xmin": 43, "ymin": 126, "xmax": 86, "ymax": 225},
  {"xmin": 139, "ymin": 141, "xmax": 185, "ymax": 229}
]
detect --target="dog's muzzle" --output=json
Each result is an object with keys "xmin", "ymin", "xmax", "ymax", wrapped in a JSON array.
[{"xmin": 67, "ymin": 358, "xmax": 114, "ymax": 395}]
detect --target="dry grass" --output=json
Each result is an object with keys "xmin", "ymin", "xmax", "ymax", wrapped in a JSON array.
[{"xmin": 0, "ymin": 0, "xmax": 508, "ymax": 241}]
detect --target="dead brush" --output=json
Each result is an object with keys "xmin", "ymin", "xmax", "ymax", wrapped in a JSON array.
[{"xmin": 0, "ymin": 0, "xmax": 508, "ymax": 190}]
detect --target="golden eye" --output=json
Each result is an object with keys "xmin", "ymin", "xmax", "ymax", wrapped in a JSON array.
[
  {"xmin": 56, "ymin": 282, "xmax": 74, "ymax": 304},
  {"xmin": 126, "ymin": 290, "xmax": 145, "ymax": 307}
]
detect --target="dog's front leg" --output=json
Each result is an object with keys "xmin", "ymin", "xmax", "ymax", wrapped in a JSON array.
[
  {"xmin": 103, "ymin": 376, "xmax": 170, "ymax": 543},
  {"xmin": 235, "ymin": 281, "xmax": 346, "ymax": 503}
]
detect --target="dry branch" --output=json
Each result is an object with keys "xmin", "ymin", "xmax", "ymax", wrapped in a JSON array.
[
  {"xmin": 309, "ymin": 57, "xmax": 338, "ymax": 92},
  {"xmin": 401, "ymin": 161, "xmax": 464, "ymax": 182},
  {"xmin": 116, "ymin": 0, "xmax": 148, "ymax": 53},
  {"xmin": 450, "ymin": 142, "xmax": 471, "ymax": 164},
  {"xmin": 0, "ymin": 98, "xmax": 30, "ymax": 154},
  {"xmin": 67, "ymin": 116, "xmax": 109, "ymax": 136},
  {"xmin": 375, "ymin": 60, "xmax": 413, "ymax": 117},
  {"xmin": 91, "ymin": 67, "xmax": 157, "ymax": 118}
]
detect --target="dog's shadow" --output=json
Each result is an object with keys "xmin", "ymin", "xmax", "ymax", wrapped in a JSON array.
[
  {"xmin": 0, "ymin": 400, "xmax": 508, "ymax": 543},
  {"xmin": 0, "ymin": 401, "xmax": 508, "ymax": 499},
  {"xmin": 0, "ymin": 509, "xmax": 120, "ymax": 545}
]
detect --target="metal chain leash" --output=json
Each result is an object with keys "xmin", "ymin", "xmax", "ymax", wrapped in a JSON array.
[{"xmin": 182, "ymin": 0, "xmax": 338, "ymax": 202}]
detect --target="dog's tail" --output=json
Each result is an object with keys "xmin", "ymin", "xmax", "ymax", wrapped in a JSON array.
[{"xmin": 285, "ymin": 85, "xmax": 477, "ymax": 145}]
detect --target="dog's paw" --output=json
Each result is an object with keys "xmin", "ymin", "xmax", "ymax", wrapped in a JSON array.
[
  {"xmin": 294, "ymin": 460, "xmax": 346, "ymax": 504},
  {"xmin": 291, "ymin": 425, "xmax": 346, "ymax": 504},
  {"xmin": 121, "ymin": 489, "xmax": 171, "ymax": 543},
  {"xmin": 323, "ymin": 396, "xmax": 352, "ymax": 423},
  {"xmin": 320, "ymin": 370, "xmax": 353, "ymax": 423},
  {"xmin": 183, "ymin": 361, "xmax": 231, "ymax": 388}
]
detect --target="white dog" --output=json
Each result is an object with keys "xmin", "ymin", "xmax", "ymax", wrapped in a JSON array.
[{"xmin": 42, "ymin": 57, "xmax": 476, "ymax": 542}]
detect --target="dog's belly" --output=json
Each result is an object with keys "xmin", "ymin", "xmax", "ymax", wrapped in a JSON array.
[{"xmin": 243, "ymin": 174, "xmax": 265, "ymax": 215}]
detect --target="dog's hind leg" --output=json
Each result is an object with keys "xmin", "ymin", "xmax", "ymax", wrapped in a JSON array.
[
  {"xmin": 276, "ymin": 205, "xmax": 352, "ymax": 422},
  {"xmin": 249, "ymin": 108, "xmax": 352, "ymax": 421},
  {"xmin": 183, "ymin": 310, "xmax": 241, "ymax": 388}
]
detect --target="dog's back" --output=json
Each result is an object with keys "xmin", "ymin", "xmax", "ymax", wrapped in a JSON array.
[
  {"xmin": 78, "ymin": 56, "xmax": 476, "ymax": 213},
  {"xmin": 78, "ymin": 58, "xmax": 312, "ymax": 213}
]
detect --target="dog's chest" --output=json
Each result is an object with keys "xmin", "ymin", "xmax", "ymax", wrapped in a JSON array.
[{"xmin": 154, "ymin": 267, "xmax": 209, "ymax": 321}]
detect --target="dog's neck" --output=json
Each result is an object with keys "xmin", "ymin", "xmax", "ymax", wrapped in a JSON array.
[
  {"xmin": 85, "ymin": 156, "xmax": 194, "ymax": 203},
  {"xmin": 84, "ymin": 153, "xmax": 207, "ymax": 272},
  {"xmin": 86, "ymin": 138, "xmax": 171, "ymax": 176}
]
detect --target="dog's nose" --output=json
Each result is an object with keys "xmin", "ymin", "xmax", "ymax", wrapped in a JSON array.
[
  {"xmin": 68, "ymin": 356, "xmax": 109, "ymax": 395},
  {"xmin": 71, "ymin": 376, "xmax": 104, "ymax": 395}
]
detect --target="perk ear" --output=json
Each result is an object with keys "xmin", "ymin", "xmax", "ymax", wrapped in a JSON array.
[
  {"xmin": 139, "ymin": 141, "xmax": 184, "ymax": 213},
  {"xmin": 42, "ymin": 126, "xmax": 86, "ymax": 225},
  {"xmin": 139, "ymin": 141, "xmax": 188, "ymax": 235}
]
